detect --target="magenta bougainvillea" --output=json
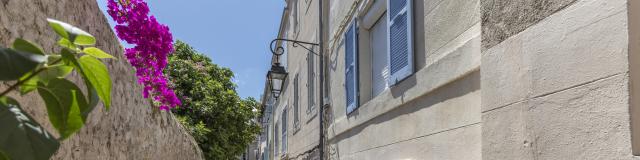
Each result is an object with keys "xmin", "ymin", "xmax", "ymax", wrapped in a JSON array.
[{"xmin": 107, "ymin": 0, "xmax": 181, "ymax": 110}]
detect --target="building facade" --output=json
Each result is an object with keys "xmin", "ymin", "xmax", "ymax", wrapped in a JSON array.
[{"xmin": 258, "ymin": 0, "xmax": 640, "ymax": 159}]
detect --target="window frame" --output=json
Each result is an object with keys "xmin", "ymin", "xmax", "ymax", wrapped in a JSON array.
[
  {"xmin": 352, "ymin": 0, "xmax": 389, "ymax": 105},
  {"xmin": 293, "ymin": 74, "xmax": 300, "ymax": 132},
  {"xmin": 343, "ymin": 0, "xmax": 415, "ymax": 115},
  {"xmin": 360, "ymin": 0, "xmax": 390, "ymax": 100},
  {"xmin": 307, "ymin": 45, "xmax": 317, "ymax": 115}
]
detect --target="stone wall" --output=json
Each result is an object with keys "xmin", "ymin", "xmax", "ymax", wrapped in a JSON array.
[
  {"xmin": 0, "ymin": 0, "xmax": 203, "ymax": 159},
  {"xmin": 481, "ymin": 0, "xmax": 634, "ymax": 159}
]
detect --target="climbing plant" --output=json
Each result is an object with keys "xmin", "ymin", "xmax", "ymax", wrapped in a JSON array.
[
  {"xmin": 0, "ymin": 19, "xmax": 114, "ymax": 160},
  {"xmin": 106, "ymin": 0, "xmax": 181, "ymax": 110}
]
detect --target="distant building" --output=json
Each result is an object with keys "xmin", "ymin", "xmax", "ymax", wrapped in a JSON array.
[{"xmin": 257, "ymin": 0, "xmax": 640, "ymax": 159}]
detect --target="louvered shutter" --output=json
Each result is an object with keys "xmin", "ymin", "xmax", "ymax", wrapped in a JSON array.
[
  {"xmin": 387, "ymin": 0, "xmax": 413, "ymax": 85},
  {"xmin": 345, "ymin": 20, "xmax": 359, "ymax": 114},
  {"xmin": 307, "ymin": 52, "xmax": 315, "ymax": 113},
  {"xmin": 281, "ymin": 108, "xmax": 287, "ymax": 152}
]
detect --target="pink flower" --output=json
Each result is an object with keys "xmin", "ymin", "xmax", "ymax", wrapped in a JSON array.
[{"xmin": 107, "ymin": 0, "xmax": 181, "ymax": 110}]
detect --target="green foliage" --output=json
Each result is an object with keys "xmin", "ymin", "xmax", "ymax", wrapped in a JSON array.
[
  {"xmin": 77, "ymin": 55, "xmax": 112, "ymax": 109},
  {"xmin": 0, "ymin": 48, "xmax": 46, "ymax": 81},
  {"xmin": 83, "ymin": 47, "xmax": 115, "ymax": 59},
  {"xmin": 0, "ymin": 97, "xmax": 59, "ymax": 160},
  {"xmin": 13, "ymin": 38, "xmax": 45, "ymax": 55},
  {"xmin": 18, "ymin": 55, "xmax": 73, "ymax": 95},
  {"xmin": 46, "ymin": 19, "xmax": 96, "ymax": 46},
  {"xmin": 37, "ymin": 78, "xmax": 88, "ymax": 139},
  {"xmin": 0, "ymin": 19, "xmax": 114, "ymax": 160},
  {"xmin": 166, "ymin": 41, "xmax": 261, "ymax": 160}
]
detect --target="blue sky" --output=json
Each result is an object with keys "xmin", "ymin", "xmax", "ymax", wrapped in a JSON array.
[{"xmin": 97, "ymin": 0, "xmax": 284, "ymax": 99}]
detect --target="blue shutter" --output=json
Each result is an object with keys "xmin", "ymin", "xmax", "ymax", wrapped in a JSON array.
[
  {"xmin": 387, "ymin": 0, "xmax": 413, "ymax": 85},
  {"xmin": 345, "ymin": 20, "xmax": 359, "ymax": 114}
]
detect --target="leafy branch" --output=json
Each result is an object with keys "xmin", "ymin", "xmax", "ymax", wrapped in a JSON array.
[
  {"xmin": 0, "ymin": 59, "xmax": 61, "ymax": 97},
  {"xmin": 0, "ymin": 18, "xmax": 115, "ymax": 160}
]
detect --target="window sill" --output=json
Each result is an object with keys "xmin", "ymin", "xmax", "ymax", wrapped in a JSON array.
[
  {"xmin": 306, "ymin": 106, "xmax": 318, "ymax": 123},
  {"xmin": 293, "ymin": 123, "xmax": 301, "ymax": 134}
]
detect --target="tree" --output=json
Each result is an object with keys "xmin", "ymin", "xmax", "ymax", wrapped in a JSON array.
[{"xmin": 165, "ymin": 41, "xmax": 261, "ymax": 159}]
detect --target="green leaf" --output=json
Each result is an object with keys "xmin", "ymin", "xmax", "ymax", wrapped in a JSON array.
[
  {"xmin": 57, "ymin": 38, "xmax": 76, "ymax": 50},
  {"xmin": 83, "ymin": 47, "xmax": 115, "ymax": 59},
  {"xmin": 0, "ymin": 96, "xmax": 60, "ymax": 160},
  {"xmin": 58, "ymin": 49, "xmax": 101, "ymax": 112},
  {"xmin": 37, "ymin": 79, "xmax": 88, "ymax": 140},
  {"xmin": 77, "ymin": 55, "xmax": 111, "ymax": 110},
  {"xmin": 12, "ymin": 38, "xmax": 45, "ymax": 55},
  {"xmin": 0, "ymin": 48, "xmax": 47, "ymax": 81},
  {"xmin": 60, "ymin": 48, "xmax": 77, "ymax": 66},
  {"xmin": 0, "ymin": 151, "xmax": 8, "ymax": 160},
  {"xmin": 58, "ymin": 50, "xmax": 99, "ymax": 112},
  {"xmin": 18, "ymin": 62, "xmax": 73, "ymax": 95},
  {"xmin": 39, "ymin": 65, "xmax": 74, "ymax": 83},
  {"xmin": 47, "ymin": 54, "xmax": 62, "ymax": 64},
  {"xmin": 85, "ymin": 85, "xmax": 100, "ymax": 114},
  {"xmin": 46, "ymin": 19, "xmax": 96, "ymax": 46},
  {"xmin": 18, "ymin": 73, "xmax": 39, "ymax": 95},
  {"xmin": 47, "ymin": 19, "xmax": 69, "ymax": 40}
]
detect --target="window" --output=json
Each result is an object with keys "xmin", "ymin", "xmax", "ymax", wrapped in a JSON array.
[
  {"xmin": 307, "ymin": 46, "xmax": 316, "ymax": 114},
  {"xmin": 291, "ymin": 0, "xmax": 299, "ymax": 37},
  {"xmin": 344, "ymin": 0, "xmax": 415, "ymax": 114},
  {"xmin": 304, "ymin": 0, "xmax": 314, "ymax": 15},
  {"xmin": 371, "ymin": 14, "xmax": 389, "ymax": 97},
  {"xmin": 293, "ymin": 74, "xmax": 300, "ymax": 130},
  {"xmin": 281, "ymin": 108, "xmax": 288, "ymax": 153},
  {"xmin": 265, "ymin": 123, "xmax": 270, "ymax": 160},
  {"xmin": 345, "ymin": 19, "xmax": 359, "ymax": 114},
  {"xmin": 274, "ymin": 122, "xmax": 279, "ymax": 156},
  {"xmin": 387, "ymin": 0, "xmax": 414, "ymax": 85}
]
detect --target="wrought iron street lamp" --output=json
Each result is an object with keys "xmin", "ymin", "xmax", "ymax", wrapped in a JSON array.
[
  {"xmin": 267, "ymin": 61, "xmax": 287, "ymax": 99},
  {"xmin": 267, "ymin": 39, "xmax": 319, "ymax": 100}
]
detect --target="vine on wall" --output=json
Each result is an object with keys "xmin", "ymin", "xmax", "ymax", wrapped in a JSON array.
[{"xmin": 107, "ymin": 0, "xmax": 181, "ymax": 110}]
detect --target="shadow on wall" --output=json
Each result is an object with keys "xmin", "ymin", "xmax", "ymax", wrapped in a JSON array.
[{"xmin": 329, "ymin": 70, "xmax": 480, "ymax": 151}]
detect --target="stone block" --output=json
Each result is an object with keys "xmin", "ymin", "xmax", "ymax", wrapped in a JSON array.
[
  {"xmin": 424, "ymin": 0, "xmax": 480, "ymax": 57},
  {"xmin": 526, "ymin": 74, "xmax": 631, "ymax": 160},
  {"xmin": 483, "ymin": 74, "xmax": 632, "ymax": 160},
  {"xmin": 481, "ymin": 35, "xmax": 532, "ymax": 112},
  {"xmin": 482, "ymin": 101, "xmax": 533, "ymax": 160}
]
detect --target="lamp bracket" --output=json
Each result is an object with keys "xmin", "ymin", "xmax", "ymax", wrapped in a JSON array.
[{"xmin": 270, "ymin": 38, "xmax": 320, "ymax": 57}]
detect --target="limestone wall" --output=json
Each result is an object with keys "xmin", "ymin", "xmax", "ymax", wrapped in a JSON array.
[
  {"xmin": 481, "ymin": 0, "xmax": 634, "ymax": 159},
  {"xmin": 0, "ymin": 0, "xmax": 203, "ymax": 159}
]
